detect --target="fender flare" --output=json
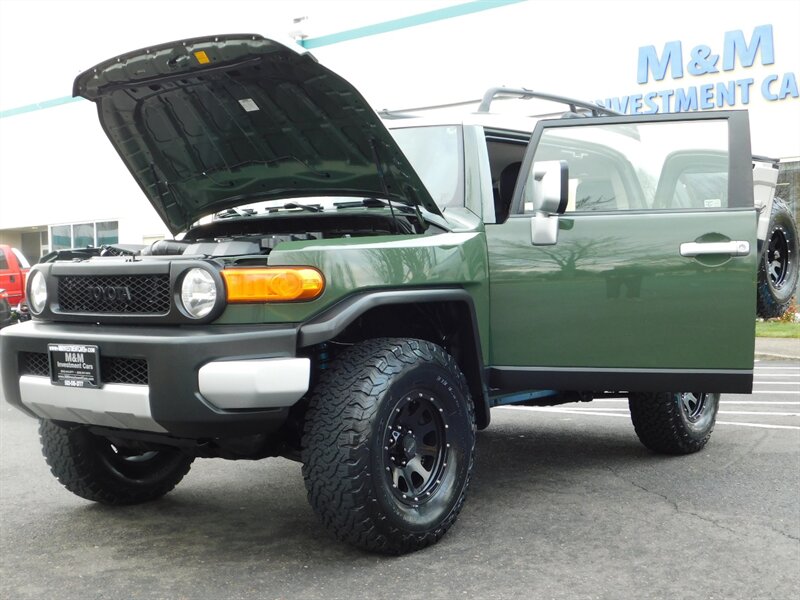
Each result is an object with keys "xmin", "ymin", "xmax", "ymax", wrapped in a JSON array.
[{"xmin": 298, "ymin": 288, "xmax": 491, "ymax": 429}]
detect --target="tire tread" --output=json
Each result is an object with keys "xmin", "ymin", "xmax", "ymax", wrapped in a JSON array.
[
  {"xmin": 39, "ymin": 420, "xmax": 193, "ymax": 505},
  {"xmin": 628, "ymin": 392, "xmax": 715, "ymax": 455},
  {"xmin": 301, "ymin": 338, "xmax": 475, "ymax": 554}
]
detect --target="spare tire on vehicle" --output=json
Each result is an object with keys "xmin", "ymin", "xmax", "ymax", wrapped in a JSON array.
[{"xmin": 757, "ymin": 198, "xmax": 798, "ymax": 319}]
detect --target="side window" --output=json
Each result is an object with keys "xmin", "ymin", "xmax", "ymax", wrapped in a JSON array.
[
  {"xmin": 484, "ymin": 134, "xmax": 528, "ymax": 223},
  {"xmin": 522, "ymin": 120, "xmax": 730, "ymax": 213},
  {"xmin": 390, "ymin": 126, "xmax": 464, "ymax": 211},
  {"xmin": 0, "ymin": 252, "xmax": 8, "ymax": 270}
]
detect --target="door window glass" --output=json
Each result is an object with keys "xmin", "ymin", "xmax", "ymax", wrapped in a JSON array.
[{"xmin": 523, "ymin": 120, "xmax": 730, "ymax": 213}]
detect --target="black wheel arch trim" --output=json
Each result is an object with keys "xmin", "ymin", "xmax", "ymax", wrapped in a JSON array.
[{"xmin": 298, "ymin": 288, "xmax": 491, "ymax": 429}]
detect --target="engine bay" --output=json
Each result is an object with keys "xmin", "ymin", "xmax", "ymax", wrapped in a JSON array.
[{"xmin": 41, "ymin": 208, "xmax": 447, "ymax": 263}]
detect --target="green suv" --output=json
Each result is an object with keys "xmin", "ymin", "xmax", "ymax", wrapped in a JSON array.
[{"xmin": 0, "ymin": 35, "xmax": 774, "ymax": 554}]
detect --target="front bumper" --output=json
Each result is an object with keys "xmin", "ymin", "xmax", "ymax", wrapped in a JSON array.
[{"xmin": 1, "ymin": 320, "xmax": 309, "ymax": 438}]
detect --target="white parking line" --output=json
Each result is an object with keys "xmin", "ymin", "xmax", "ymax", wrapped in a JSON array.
[
  {"xmin": 499, "ymin": 406, "xmax": 800, "ymax": 430},
  {"xmin": 716, "ymin": 421, "xmax": 800, "ymax": 430},
  {"xmin": 752, "ymin": 381, "xmax": 800, "ymax": 385},
  {"xmin": 515, "ymin": 407, "xmax": 800, "ymax": 417},
  {"xmin": 749, "ymin": 374, "xmax": 800, "ymax": 377},
  {"xmin": 719, "ymin": 410, "xmax": 800, "ymax": 416},
  {"xmin": 592, "ymin": 399, "xmax": 800, "ymax": 404}
]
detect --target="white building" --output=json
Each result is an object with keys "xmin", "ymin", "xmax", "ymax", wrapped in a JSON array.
[{"xmin": 1, "ymin": 0, "xmax": 797, "ymax": 263}]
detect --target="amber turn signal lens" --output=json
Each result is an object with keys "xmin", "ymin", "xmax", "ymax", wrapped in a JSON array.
[{"xmin": 222, "ymin": 268, "xmax": 324, "ymax": 302}]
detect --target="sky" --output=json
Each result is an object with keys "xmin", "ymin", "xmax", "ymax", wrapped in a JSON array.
[
  {"xmin": 0, "ymin": 0, "xmax": 798, "ymax": 236},
  {"xmin": 0, "ymin": 0, "xmax": 468, "ymax": 110}
]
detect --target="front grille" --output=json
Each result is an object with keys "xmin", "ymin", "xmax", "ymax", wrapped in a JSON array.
[
  {"xmin": 20, "ymin": 352, "xmax": 49, "ymax": 377},
  {"xmin": 58, "ymin": 274, "xmax": 170, "ymax": 314},
  {"xmin": 100, "ymin": 357, "xmax": 149, "ymax": 385},
  {"xmin": 19, "ymin": 352, "xmax": 149, "ymax": 385}
]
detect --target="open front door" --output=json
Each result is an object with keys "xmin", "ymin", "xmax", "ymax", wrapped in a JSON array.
[{"xmin": 486, "ymin": 111, "xmax": 756, "ymax": 393}]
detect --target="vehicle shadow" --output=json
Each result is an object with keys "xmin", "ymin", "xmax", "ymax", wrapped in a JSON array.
[{"xmin": 54, "ymin": 415, "xmax": 668, "ymax": 566}]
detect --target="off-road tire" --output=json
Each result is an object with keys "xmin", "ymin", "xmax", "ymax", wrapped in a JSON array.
[
  {"xmin": 628, "ymin": 392, "xmax": 719, "ymax": 455},
  {"xmin": 757, "ymin": 198, "xmax": 798, "ymax": 319},
  {"xmin": 301, "ymin": 338, "xmax": 475, "ymax": 554},
  {"xmin": 40, "ymin": 420, "xmax": 194, "ymax": 505}
]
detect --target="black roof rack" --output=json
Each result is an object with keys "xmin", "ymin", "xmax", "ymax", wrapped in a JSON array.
[
  {"xmin": 379, "ymin": 86, "xmax": 620, "ymax": 119},
  {"xmin": 477, "ymin": 87, "xmax": 619, "ymax": 116}
]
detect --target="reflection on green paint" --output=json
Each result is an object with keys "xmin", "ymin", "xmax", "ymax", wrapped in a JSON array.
[{"xmin": 486, "ymin": 210, "xmax": 756, "ymax": 370}]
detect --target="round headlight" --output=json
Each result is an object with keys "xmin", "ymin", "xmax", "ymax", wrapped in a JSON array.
[
  {"xmin": 28, "ymin": 270, "xmax": 47, "ymax": 314},
  {"xmin": 180, "ymin": 268, "xmax": 217, "ymax": 319}
]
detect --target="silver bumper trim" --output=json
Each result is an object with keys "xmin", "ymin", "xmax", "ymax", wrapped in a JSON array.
[
  {"xmin": 19, "ymin": 375, "xmax": 166, "ymax": 433},
  {"xmin": 198, "ymin": 357, "xmax": 310, "ymax": 410}
]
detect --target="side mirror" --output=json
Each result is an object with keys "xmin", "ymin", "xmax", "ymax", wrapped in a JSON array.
[
  {"xmin": 532, "ymin": 160, "xmax": 569, "ymax": 214},
  {"xmin": 530, "ymin": 160, "xmax": 568, "ymax": 245}
]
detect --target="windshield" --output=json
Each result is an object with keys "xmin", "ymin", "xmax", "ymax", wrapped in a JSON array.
[
  {"xmin": 390, "ymin": 126, "xmax": 464, "ymax": 210},
  {"xmin": 212, "ymin": 125, "xmax": 465, "ymax": 220}
]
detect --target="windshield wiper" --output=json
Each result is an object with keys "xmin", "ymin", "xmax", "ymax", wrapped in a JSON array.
[
  {"xmin": 283, "ymin": 202, "xmax": 322, "ymax": 213},
  {"xmin": 334, "ymin": 198, "xmax": 432, "ymax": 233},
  {"xmin": 215, "ymin": 207, "xmax": 257, "ymax": 219}
]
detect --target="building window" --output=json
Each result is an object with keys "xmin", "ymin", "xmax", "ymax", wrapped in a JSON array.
[
  {"xmin": 49, "ymin": 221, "xmax": 119, "ymax": 250},
  {"xmin": 51, "ymin": 225, "xmax": 72, "ymax": 251},
  {"xmin": 73, "ymin": 223, "xmax": 94, "ymax": 248},
  {"xmin": 96, "ymin": 221, "xmax": 119, "ymax": 246}
]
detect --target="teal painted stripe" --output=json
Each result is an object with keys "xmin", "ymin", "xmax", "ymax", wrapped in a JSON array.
[
  {"xmin": 0, "ymin": 95, "xmax": 83, "ymax": 119},
  {"xmin": 0, "ymin": 0, "xmax": 526, "ymax": 119},
  {"xmin": 300, "ymin": 0, "xmax": 526, "ymax": 48}
]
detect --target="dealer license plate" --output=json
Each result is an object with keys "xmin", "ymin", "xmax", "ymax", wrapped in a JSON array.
[{"xmin": 49, "ymin": 344, "xmax": 100, "ymax": 388}]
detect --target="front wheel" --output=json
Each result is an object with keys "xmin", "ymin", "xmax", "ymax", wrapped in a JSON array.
[
  {"xmin": 301, "ymin": 338, "xmax": 476, "ymax": 554},
  {"xmin": 628, "ymin": 392, "xmax": 719, "ymax": 455},
  {"xmin": 40, "ymin": 420, "xmax": 194, "ymax": 505}
]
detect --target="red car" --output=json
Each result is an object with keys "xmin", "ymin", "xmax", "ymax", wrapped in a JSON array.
[{"xmin": 0, "ymin": 245, "xmax": 30, "ymax": 308}]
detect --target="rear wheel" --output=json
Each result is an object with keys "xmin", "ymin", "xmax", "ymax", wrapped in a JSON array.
[
  {"xmin": 40, "ymin": 420, "xmax": 194, "ymax": 505},
  {"xmin": 301, "ymin": 338, "xmax": 475, "ymax": 554},
  {"xmin": 628, "ymin": 392, "xmax": 719, "ymax": 455}
]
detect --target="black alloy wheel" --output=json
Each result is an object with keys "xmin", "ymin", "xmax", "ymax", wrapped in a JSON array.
[
  {"xmin": 383, "ymin": 393, "xmax": 449, "ymax": 506},
  {"xmin": 757, "ymin": 198, "xmax": 798, "ymax": 318},
  {"xmin": 40, "ymin": 420, "xmax": 194, "ymax": 505},
  {"xmin": 679, "ymin": 392, "xmax": 711, "ymax": 423},
  {"xmin": 766, "ymin": 226, "xmax": 790, "ymax": 290}
]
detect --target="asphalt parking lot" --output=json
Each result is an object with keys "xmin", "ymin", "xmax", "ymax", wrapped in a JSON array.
[{"xmin": 1, "ymin": 359, "xmax": 798, "ymax": 600}]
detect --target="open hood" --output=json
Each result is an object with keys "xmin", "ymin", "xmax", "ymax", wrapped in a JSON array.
[{"xmin": 74, "ymin": 34, "xmax": 441, "ymax": 233}]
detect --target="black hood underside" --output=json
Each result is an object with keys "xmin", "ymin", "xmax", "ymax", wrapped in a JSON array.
[{"xmin": 74, "ymin": 34, "xmax": 440, "ymax": 233}]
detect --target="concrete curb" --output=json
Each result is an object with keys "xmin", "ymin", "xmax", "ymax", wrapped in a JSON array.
[
  {"xmin": 754, "ymin": 337, "xmax": 800, "ymax": 362},
  {"xmin": 755, "ymin": 352, "xmax": 800, "ymax": 361}
]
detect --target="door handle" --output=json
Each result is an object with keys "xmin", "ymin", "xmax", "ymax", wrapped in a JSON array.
[{"xmin": 680, "ymin": 241, "xmax": 750, "ymax": 257}]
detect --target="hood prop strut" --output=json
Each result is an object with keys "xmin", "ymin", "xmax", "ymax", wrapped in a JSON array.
[{"xmin": 369, "ymin": 138, "xmax": 400, "ymax": 234}]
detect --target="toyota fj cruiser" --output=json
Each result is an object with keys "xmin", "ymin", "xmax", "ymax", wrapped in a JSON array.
[{"xmin": 0, "ymin": 35, "xmax": 785, "ymax": 554}]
